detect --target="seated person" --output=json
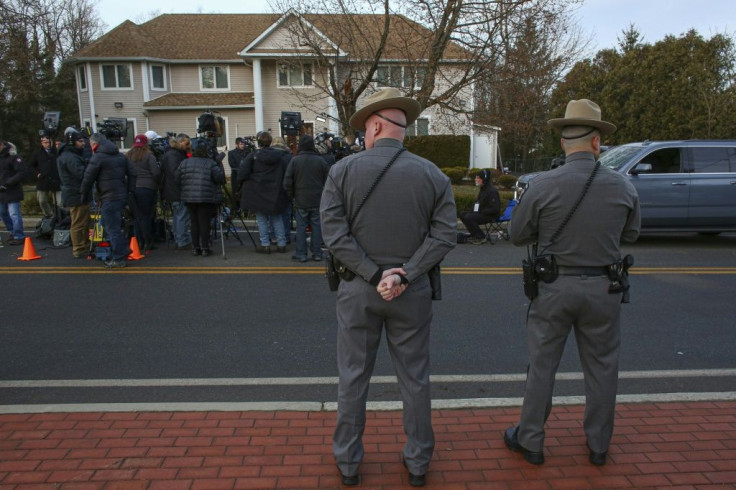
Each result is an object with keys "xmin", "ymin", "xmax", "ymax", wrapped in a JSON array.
[{"xmin": 459, "ymin": 169, "xmax": 500, "ymax": 244}]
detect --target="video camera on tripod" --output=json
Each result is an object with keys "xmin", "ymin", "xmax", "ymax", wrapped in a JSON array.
[
  {"xmin": 97, "ymin": 118, "xmax": 128, "ymax": 140},
  {"xmin": 39, "ymin": 111, "xmax": 61, "ymax": 138},
  {"xmin": 196, "ymin": 111, "xmax": 225, "ymax": 160}
]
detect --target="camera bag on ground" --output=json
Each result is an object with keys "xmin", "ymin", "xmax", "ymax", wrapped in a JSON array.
[
  {"xmin": 53, "ymin": 228, "xmax": 71, "ymax": 247},
  {"xmin": 325, "ymin": 148, "xmax": 405, "ymax": 291},
  {"xmin": 522, "ymin": 162, "xmax": 600, "ymax": 300},
  {"xmin": 34, "ymin": 216, "xmax": 55, "ymax": 239}
]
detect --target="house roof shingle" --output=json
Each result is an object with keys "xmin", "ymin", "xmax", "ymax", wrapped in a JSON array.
[
  {"xmin": 72, "ymin": 13, "xmax": 468, "ymax": 62},
  {"xmin": 143, "ymin": 92, "xmax": 255, "ymax": 109}
]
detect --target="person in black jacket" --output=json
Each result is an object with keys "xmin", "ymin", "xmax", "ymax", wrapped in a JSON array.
[
  {"xmin": 160, "ymin": 134, "xmax": 192, "ymax": 250},
  {"xmin": 227, "ymin": 137, "xmax": 252, "ymax": 209},
  {"xmin": 28, "ymin": 135, "xmax": 62, "ymax": 219},
  {"xmin": 57, "ymin": 131, "xmax": 92, "ymax": 258},
  {"xmin": 81, "ymin": 133, "xmax": 137, "ymax": 268},
  {"xmin": 283, "ymin": 135, "xmax": 329, "ymax": 262},
  {"xmin": 126, "ymin": 134, "xmax": 161, "ymax": 253},
  {"xmin": 0, "ymin": 140, "xmax": 27, "ymax": 245},
  {"xmin": 236, "ymin": 131, "xmax": 291, "ymax": 254},
  {"xmin": 175, "ymin": 137, "xmax": 225, "ymax": 256},
  {"xmin": 459, "ymin": 169, "xmax": 501, "ymax": 245}
]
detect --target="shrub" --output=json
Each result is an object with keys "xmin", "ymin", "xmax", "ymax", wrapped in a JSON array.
[
  {"xmin": 405, "ymin": 135, "xmax": 470, "ymax": 169},
  {"xmin": 443, "ymin": 167, "xmax": 466, "ymax": 185},
  {"xmin": 497, "ymin": 174, "xmax": 518, "ymax": 190}
]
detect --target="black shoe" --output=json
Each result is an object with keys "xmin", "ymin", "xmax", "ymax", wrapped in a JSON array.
[
  {"xmin": 312, "ymin": 255, "xmax": 323, "ymax": 261},
  {"xmin": 504, "ymin": 426, "xmax": 544, "ymax": 465},
  {"xmin": 276, "ymin": 246, "xmax": 287, "ymax": 253},
  {"xmin": 7, "ymin": 238, "xmax": 23, "ymax": 246},
  {"xmin": 292, "ymin": 255, "xmax": 308, "ymax": 262},
  {"xmin": 337, "ymin": 467, "xmax": 360, "ymax": 486},
  {"xmin": 256, "ymin": 245, "xmax": 271, "ymax": 254},
  {"xmin": 588, "ymin": 448, "xmax": 607, "ymax": 466},
  {"xmin": 201, "ymin": 249, "xmax": 213, "ymax": 257},
  {"xmin": 192, "ymin": 248, "xmax": 202, "ymax": 256},
  {"xmin": 402, "ymin": 457, "xmax": 426, "ymax": 487}
]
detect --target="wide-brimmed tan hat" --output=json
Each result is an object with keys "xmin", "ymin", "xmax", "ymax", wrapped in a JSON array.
[
  {"xmin": 548, "ymin": 99, "xmax": 616, "ymax": 136},
  {"xmin": 349, "ymin": 87, "xmax": 422, "ymax": 131}
]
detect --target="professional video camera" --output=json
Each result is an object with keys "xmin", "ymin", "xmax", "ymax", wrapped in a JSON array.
[
  {"xmin": 237, "ymin": 136, "xmax": 257, "ymax": 153},
  {"xmin": 39, "ymin": 111, "xmax": 61, "ymax": 138},
  {"xmin": 197, "ymin": 111, "xmax": 224, "ymax": 137},
  {"xmin": 97, "ymin": 118, "xmax": 128, "ymax": 140},
  {"xmin": 149, "ymin": 132, "xmax": 176, "ymax": 161},
  {"xmin": 279, "ymin": 111, "xmax": 303, "ymax": 136}
]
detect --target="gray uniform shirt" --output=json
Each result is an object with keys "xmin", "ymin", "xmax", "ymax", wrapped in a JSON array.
[
  {"xmin": 510, "ymin": 151, "xmax": 641, "ymax": 266},
  {"xmin": 320, "ymin": 138, "xmax": 457, "ymax": 284}
]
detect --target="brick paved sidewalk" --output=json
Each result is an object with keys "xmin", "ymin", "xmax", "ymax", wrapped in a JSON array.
[{"xmin": 1, "ymin": 401, "xmax": 735, "ymax": 489}]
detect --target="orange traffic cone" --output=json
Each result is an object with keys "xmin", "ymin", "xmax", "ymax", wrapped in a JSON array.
[
  {"xmin": 17, "ymin": 237, "xmax": 42, "ymax": 261},
  {"xmin": 127, "ymin": 236, "xmax": 145, "ymax": 260}
]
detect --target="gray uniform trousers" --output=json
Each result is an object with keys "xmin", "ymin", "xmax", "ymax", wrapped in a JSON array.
[
  {"xmin": 518, "ymin": 274, "xmax": 622, "ymax": 454},
  {"xmin": 333, "ymin": 273, "xmax": 434, "ymax": 477}
]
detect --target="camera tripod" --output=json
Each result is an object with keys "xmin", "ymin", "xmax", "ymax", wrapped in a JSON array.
[
  {"xmin": 211, "ymin": 185, "xmax": 257, "ymax": 258},
  {"xmin": 157, "ymin": 199, "xmax": 177, "ymax": 248}
]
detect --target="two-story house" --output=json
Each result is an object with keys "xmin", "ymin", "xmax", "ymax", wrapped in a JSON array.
[{"xmin": 70, "ymin": 11, "xmax": 489, "ymax": 170}]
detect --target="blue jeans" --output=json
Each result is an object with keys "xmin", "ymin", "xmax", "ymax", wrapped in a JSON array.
[
  {"xmin": 256, "ymin": 212, "xmax": 286, "ymax": 246},
  {"xmin": 0, "ymin": 201, "xmax": 24, "ymax": 240},
  {"xmin": 294, "ymin": 207, "xmax": 323, "ymax": 259},
  {"xmin": 101, "ymin": 199, "xmax": 130, "ymax": 261},
  {"xmin": 171, "ymin": 201, "xmax": 192, "ymax": 247},
  {"xmin": 269, "ymin": 201, "xmax": 292, "ymax": 243}
]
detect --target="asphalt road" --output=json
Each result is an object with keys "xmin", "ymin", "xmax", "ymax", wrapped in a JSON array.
[{"xmin": 1, "ymin": 230, "xmax": 735, "ymax": 407}]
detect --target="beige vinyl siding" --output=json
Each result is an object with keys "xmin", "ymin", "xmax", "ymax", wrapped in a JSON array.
[
  {"xmin": 254, "ymin": 22, "xmax": 297, "ymax": 51},
  {"xmin": 259, "ymin": 61, "xmax": 329, "ymax": 137},
  {"xmin": 229, "ymin": 64, "xmax": 253, "ymax": 91},
  {"xmin": 91, "ymin": 62, "xmax": 146, "ymax": 132},
  {"xmin": 170, "ymin": 65, "xmax": 203, "ymax": 92}
]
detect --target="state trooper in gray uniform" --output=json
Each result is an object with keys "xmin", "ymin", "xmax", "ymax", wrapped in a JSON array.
[
  {"xmin": 504, "ymin": 99, "xmax": 641, "ymax": 467},
  {"xmin": 320, "ymin": 88, "xmax": 456, "ymax": 487}
]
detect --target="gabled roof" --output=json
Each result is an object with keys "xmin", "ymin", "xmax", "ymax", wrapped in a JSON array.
[{"xmin": 72, "ymin": 13, "xmax": 468, "ymax": 62}]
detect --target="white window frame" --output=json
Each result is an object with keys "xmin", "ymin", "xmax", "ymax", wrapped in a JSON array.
[
  {"xmin": 406, "ymin": 117, "xmax": 430, "ymax": 137},
  {"xmin": 99, "ymin": 63, "xmax": 134, "ymax": 90},
  {"xmin": 150, "ymin": 64, "xmax": 167, "ymax": 91},
  {"xmin": 277, "ymin": 62, "xmax": 314, "ymax": 88},
  {"xmin": 376, "ymin": 65, "xmax": 423, "ymax": 89},
  {"xmin": 199, "ymin": 65, "xmax": 230, "ymax": 91},
  {"xmin": 77, "ymin": 65, "xmax": 87, "ymax": 92}
]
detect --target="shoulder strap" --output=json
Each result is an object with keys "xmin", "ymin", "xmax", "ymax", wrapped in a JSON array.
[
  {"xmin": 348, "ymin": 148, "xmax": 405, "ymax": 225},
  {"xmin": 539, "ymin": 161, "xmax": 600, "ymax": 255}
]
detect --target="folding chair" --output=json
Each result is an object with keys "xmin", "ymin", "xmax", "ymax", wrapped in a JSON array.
[{"xmin": 484, "ymin": 198, "xmax": 517, "ymax": 243}]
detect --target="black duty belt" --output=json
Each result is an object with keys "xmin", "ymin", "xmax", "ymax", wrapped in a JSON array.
[{"xmin": 557, "ymin": 266, "xmax": 609, "ymax": 276}]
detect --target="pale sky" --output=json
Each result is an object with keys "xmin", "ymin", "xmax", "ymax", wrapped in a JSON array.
[{"xmin": 96, "ymin": 0, "xmax": 734, "ymax": 52}]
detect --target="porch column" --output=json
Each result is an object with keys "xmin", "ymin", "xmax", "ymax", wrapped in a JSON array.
[{"xmin": 253, "ymin": 58, "xmax": 264, "ymax": 132}]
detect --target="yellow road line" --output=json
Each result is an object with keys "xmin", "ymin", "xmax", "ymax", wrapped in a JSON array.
[{"xmin": 1, "ymin": 267, "xmax": 735, "ymax": 275}]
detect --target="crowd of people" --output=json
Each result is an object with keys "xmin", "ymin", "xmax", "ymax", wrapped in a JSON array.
[{"xmin": 0, "ymin": 127, "xmax": 343, "ymax": 266}]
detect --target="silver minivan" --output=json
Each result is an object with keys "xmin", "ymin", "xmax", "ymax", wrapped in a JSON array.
[{"xmin": 599, "ymin": 140, "xmax": 736, "ymax": 232}]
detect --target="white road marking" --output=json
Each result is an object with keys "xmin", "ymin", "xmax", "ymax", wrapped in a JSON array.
[{"xmin": 2, "ymin": 368, "xmax": 736, "ymax": 388}]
